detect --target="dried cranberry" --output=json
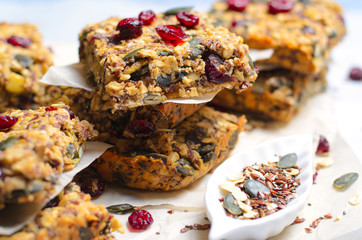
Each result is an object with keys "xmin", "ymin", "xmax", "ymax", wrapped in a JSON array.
[
  {"xmin": 156, "ymin": 25, "xmax": 188, "ymax": 46},
  {"xmin": 128, "ymin": 209, "xmax": 154, "ymax": 230},
  {"xmin": 349, "ymin": 67, "xmax": 362, "ymax": 81},
  {"xmin": 42, "ymin": 196, "xmax": 60, "ymax": 209},
  {"xmin": 7, "ymin": 36, "xmax": 32, "ymax": 48},
  {"xmin": 139, "ymin": 10, "xmax": 156, "ymax": 26},
  {"xmin": 176, "ymin": 12, "xmax": 199, "ymax": 28},
  {"xmin": 131, "ymin": 120, "xmax": 155, "ymax": 135},
  {"xmin": 45, "ymin": 106, "xmax": 58, "ymax": 112},
  {"xmin": 0, "ymin": 115, "xmax": 18, "ymax": 130},
  {"xmin": 313, "ymin": 171, "xmax": 318, "ymax": 184},
  {"xmin": 268, "ymin": 0, "xmax": 294, "ymax": 14},
  {"xmin": 116, "ymin": 18, "xmax": 143, "ymax": 40},
  {"xmin": 316, "ymin": 135, "xmax": 330, "ymax": 155},
  {"xmin": 227, "ymin": 0, "xmax": 249, "ymax": 12},
  {"xmin": 77, "ymin": 171, "xmax": 106, "ymax": 198},
  {"xmin": 204, "ymin": 53, "xmax": 232, "ymax": 84}
]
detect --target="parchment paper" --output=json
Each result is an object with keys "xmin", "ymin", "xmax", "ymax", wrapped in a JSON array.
[
  {"xmin": 43, "ymin": 43, "xmax": 361, "ymax": 239},
  {"xmin": 0, "ymin": 141, "xmax": 111, "ymax": 236},
  {"xmin": 39, "ymin": 49, "xmax": 273, "ymax": 105}
]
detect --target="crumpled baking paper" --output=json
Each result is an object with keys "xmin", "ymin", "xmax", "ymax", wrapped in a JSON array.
[{"xmin": 0, "ymin": 141, "xmax": 111, "ymax": 236}]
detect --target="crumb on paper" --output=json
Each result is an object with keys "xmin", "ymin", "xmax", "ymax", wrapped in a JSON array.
[{"xmin": 348, "ymin": 192, "xmax": 361, "ymax": 206}]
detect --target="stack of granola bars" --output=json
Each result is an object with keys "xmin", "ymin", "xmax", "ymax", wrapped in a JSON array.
[
  {"xmin": 209, "ymin": 0, "xmax": 346, "ymax": 122},
  {"xmin": 46, "ymin": 9, "xmax": 258, "ymax": 191}
]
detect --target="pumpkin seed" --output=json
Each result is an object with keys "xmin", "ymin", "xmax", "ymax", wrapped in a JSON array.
[
  {"xmin": 158, "ymin": 50, "xmax": 171, "ymax": 56},
  {"xmin": 185, "ymin": 128, "xmax": 206, "ymax": 144},
  {"xmin": 328, "ymin": 30, "xmax": 337, "ymax": 39},
  {"xmin": 123, "ymin": 47, "xmax": 144, "ymax": 61},
  {"xmin": 107, "ymin": 203, "xmax": 135, "ymax": 214},
  {"xmin": 0, "ymin": 137, "xmax": 19, "ymax": 151},
  {"xmin": 203, "ymin": 151, "xmax": 216, "ymax": 163},
  {"xmin": 146, "ymin": 153, "xmax": 168, "ymax": 164},
  {"xmin": 164, "ymin": 7, "xmax": 193, "ymax": 16},
  {"xmin": 228, "ymin": 130, "xmax": 239, "ymax": 148},
  {"xmin": 211, "ymin": 19, "xmax": 225, "ymax": 28},
  {"xmin": 156, "ymin": 74, "xmax": 172, "ymax": 87},
  {"xmin": 189, "ymin": 38, "xmax": 203, "ymax": 59},
  {"xmin": 66, "ymin": 143, "xmax": 79, "ymax": 159},
  {"xmin": 223, "ymin": 193, "xmax": 243, "ymax": 215},
  {"xmin": 143, "ymin": 94, "xmax": 164, "ymax": 105},
  {"xmin": 176, "ymin": 158, "xmax": 195, "ymax": 176},
  {"xmin": 79, "ymin": 227, "xmax": 92, "ymax": 240},
  {"xmin": 131, "ymin": 65, "xmax": 149, "ymax": 80},
  {"xmin": 247, "ymin": 54, "xmax": 255, "ymax": 69},
  {"xmin": 15, "ymin": 54, "xmax": 33, "ymax": 68},
  {"xmin": 277, "ymin": 153, "xmax": 298, "ymax": 169},
  {"xmin": 299, "ymin": 0, "xmax": 311, "ymax": 4},
  {"xmin": 244, "ymin": 180, "xmax": 270, "ymax": 199},
  {"xmin": 197, "ymin": 144, "xmax": 216, "ymax": 156},
  {"xmin": 333, "ymin": 172, "xmax": 359, "ymax": 190}
]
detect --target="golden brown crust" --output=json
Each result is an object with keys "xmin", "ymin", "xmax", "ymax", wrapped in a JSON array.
[
  {"xmin": 211, "ymin": 67, "xmax": 327, "ymax": 122},
  {"xmin": 1, "ymin": 184, "xmax": 121, "ymax": 240},
  {"xmin": 0, "ymin": 23, "xmax": 53, "ymax": 112},
  {"xmin": 93, "ymin": 106, "xmax": 246, "ymax": 191},
  {"xmin": 0, "ymin": 104, "xmax": 96, "ymax": 205},
  {"xmin": 79, "ymin": 12, "xmax": 257, "ymax": 110},
  {"xmin": 209, "ymin": 0, "xmax": 346, "ymax": 73}
]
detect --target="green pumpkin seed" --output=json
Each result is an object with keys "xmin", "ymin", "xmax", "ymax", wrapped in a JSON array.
[
  {"xmin": 0, "ymin": 137, "xmax": 19, "ymax": 151},
  {"xmin": 15, "ymin": 54, "xmax": 33, "ymax": 68},
  {"xmin": 328, "ymin": 30, "xmax": 337, "ymax": 39},
  {"xmin": 164, "ymin": 7, "xmax": 193, "ymax": 16},
  {"xmin": 158, "ymin": 50, "xmax": 171, "ymax": 56},
  {"xmin": 79, "ymin": 227, "xmax": 92, "ymax": 240},
  {"xmin": 123, "ymin": 47, "xmax": 144, "ymax": 61},
  {"xmin": 203, "ymin": 152, "xmax": 216, "ymax": 163},
  {"xmin": 197, "ymin": 144, "xmax": 216, "ymax": 156},
  {"xmin": 156, "ymin": 74, "xmax": 172, "ymax": 87},
  {"xmin": 228, "ymin": 130, "xmax": 239, "ymax": 148},
  {"xmin": 107, "ymin": 203, "xmax": 135, "ymax": 214},
  {"xmin": 277, "ymin": 153, "xmax": 298, "ymax": 169},
  {"xmin": 223, "ymin": 193, "xmax": 243, "ymax": 215},
  {"xmin": 247, "ymin": 54, "xmax": 255, "ymax": 70},
  {"xmin": 143, "ymin": 94, "xmax": 164, "ymax": 105},
  {"xmin": 66, "ymin": 143, "xmax": 79, "ymax": 159},
  {"xmin": 244, "ymin": 180, "xmax": 270, "ymax": 199},
  {"xmin": 176, "ymin": 158, "xmax": 195, "ymax": 176},
  {"xmin": 131, "ymin": 65, "xmax": 149, "ymax": 80},
  {"xmin": 189, "ymin": 38, "xmax": 203, "ymax": 59},
  {"xmin": 333, "ymin": 172, "xmax": 359, "ymax": 190}
]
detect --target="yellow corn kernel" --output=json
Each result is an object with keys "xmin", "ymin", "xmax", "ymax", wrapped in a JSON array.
[{"xmin": 5, "ymin": 72, "xmax": 26, "ymax": 94}]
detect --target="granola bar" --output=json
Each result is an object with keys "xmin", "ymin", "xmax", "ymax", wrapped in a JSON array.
[
  {"xmin": 211, "ymin": 68, "xmax": 327, "ymax": 122},
  {"xmin": 93, "ymin": 106, "xmax": 246, "ymax": 191},
  {"xmin": 209, "ymin": 0, "xmax": 346, "ymax": 73},
  {"xmin": 0, "ymin": 104, "xmax": 96, "ymax": 207},
  {"xmin": 79, "ymin": 10, "xmax": 257, "ymax": 111},
  {"xmin": 44, "ymin": 86, "xmax": 204, "ymax": 140},
  {"xmin": 0, "ymin": 23, "xmax": 53, "ymax": 112},
  {"xmin": 1, "ymin": 183, "xmax": 122, "ymax": 240}
]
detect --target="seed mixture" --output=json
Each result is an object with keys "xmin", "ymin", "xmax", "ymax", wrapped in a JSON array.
[
  {"xmin": 180, "ymin": 223, "xmax": 211, "ymax": 233},
  {"xmin": 219, "ymin": 153, "xmax": 301, "ymax": 219}
]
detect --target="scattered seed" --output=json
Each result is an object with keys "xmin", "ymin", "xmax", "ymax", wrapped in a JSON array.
[
  {"xmin": 292, "ymin": 217, "xmax": 305, "ymax": 225},
  {"xmin": 305, "ymin": 228, "xmax": 312, "ymax": 233},
  {"xmin": 333, "ymin": 172, "xmax": 359, "ymax": 190},
  {"xmin": 167, "ymin": 210, "xmax": 174, "ymax": 214},
  {"xmin": 343, "ymin": 210, "xmax": 346, "ymax": 215},
  {"xmin": 324, "ymin": 213, "xmax": 333, "ymax": 219}
]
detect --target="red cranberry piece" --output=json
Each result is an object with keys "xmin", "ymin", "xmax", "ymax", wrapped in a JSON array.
[
  {"xmin": 204, "ymin": 53, "xmax": 232, "ymax": 84},
  {"xmin": 313, "ymin": 171, "xmax": 318, "ymax": 184},
  {"xmin": 116, "ymin": 18, "xmax": 143, "ymax": 40},
  {"xmin": 7, "ymin": 36, "xmax": 32, "ymax": 48},
  {"xmin": 0, "ymin": 115, "xmax": 18, "ymax": 130},
  {"xmin": 128, "ymin": 209, "xmax": 154, "ymax": 230},
  {"xmin": 45, "ymin": 106, "xmax": 58, "ymax": 112},
  {"xmin": 63, "ymin": 108, "xmax": 75, "ymax": 119},
  {"xmin": 176, "ymin": 12, "xmax": 199, "ymax": 28},
  {"xmin": 316, "ymin": 135, "xmax": 330, "ymax": 155},
  {"xmin": 349, "ymin": 67, "xmax": 362, "ymax": 81},
  {"xmin": 139, "ymin": 10, "xmax": 156, "ymax": 26},
  {"xmin": 155, "ymin": 25, "xmax": 188, "ymax": 46},
  {"xmin": 227, "ymin": 0, "xmax": 249, "ymax": 12},
  {"xmin": 268, "ymin": 0, "xmax": 294, "ymax": 14},
  {"xmin": 77, "ymin": 171, "xmax": 106, "ymax": 198},
  {"xmin": 131, "ymin": 120, "xmax": 155, "ymax": 135}
]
